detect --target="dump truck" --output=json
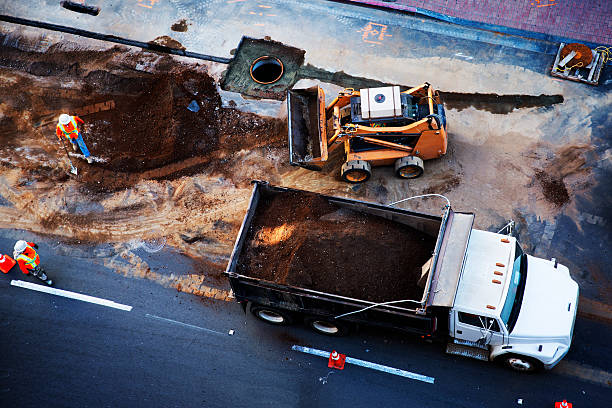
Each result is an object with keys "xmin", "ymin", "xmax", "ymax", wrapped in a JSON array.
[
  {"xmin": 225, "ymin": 181, "xmax": 579, "ymax": 372},
  {"xmin": 287, "ymin": 83, "xmax": 447, "ymax": 183}
]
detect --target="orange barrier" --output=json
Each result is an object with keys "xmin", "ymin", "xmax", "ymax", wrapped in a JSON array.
[{"xmin": 0, "ymin": 254, "xmax": 16, "ymax": 273}]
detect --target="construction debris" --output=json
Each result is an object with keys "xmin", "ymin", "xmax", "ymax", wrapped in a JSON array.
[{"xmin": 551, "ymin": 43, "xmax": 605, "ymax": 85}]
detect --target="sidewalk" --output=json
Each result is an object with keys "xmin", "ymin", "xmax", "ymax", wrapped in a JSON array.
[{"xmin": 337, "ymin": 0, "xmax": 612, "ymax": 47}]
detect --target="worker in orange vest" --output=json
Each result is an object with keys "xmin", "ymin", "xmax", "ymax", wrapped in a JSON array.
[
  {"xmin": 13, "ymin": 240, "xmax": 53, "ymax": 286},
  {"xmin": 56, "ymin": 113, "xmax": 93, "ymax": 164}
]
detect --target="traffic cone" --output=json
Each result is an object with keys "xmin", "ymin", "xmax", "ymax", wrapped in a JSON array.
[
  {"xmin": 0, "ymin": 254, "xmax": 16, "ymax": 273},
  {"xmin": 555, "ymin": 400, "xmax": 572, "ymax": 408},
  {"xmin": 328, "ymin": 350, "xmax": 346, "ymax": 370}
]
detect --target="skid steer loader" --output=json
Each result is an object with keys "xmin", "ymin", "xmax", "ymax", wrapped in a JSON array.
[{"xmin": 288, "ymin": 83, "xmax": 447, "ymax": 183}]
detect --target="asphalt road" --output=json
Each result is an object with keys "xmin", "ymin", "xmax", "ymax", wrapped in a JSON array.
[
  {"xmin": 1, "ymin": 232, "xmax": 611, "ymax": 408},
  {"xmin": 0, "ymin": 0, "xmax": 611, "ymax": 407}
]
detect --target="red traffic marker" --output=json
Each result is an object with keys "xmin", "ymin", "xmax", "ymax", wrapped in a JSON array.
[
  {"xmin": 328, "ymin": 350, "xmax": 346, "ymax": 370},
  {"xmin": 0, "ymin": 254, "xmax": 16, "ymax": 274},
  {"xmin": 555, "ymin": 400, "xmax": 572, "ymax": 408}
]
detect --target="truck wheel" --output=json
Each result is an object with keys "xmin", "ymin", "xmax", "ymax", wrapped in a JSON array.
[
  {"xmin": 498, "ymin": 354, "xmax": 542, "ymax": 373},
  {"xmin": 395, "ymin": 156, "xmax": 424, "ymax": 179},
  {"xmin": 250, "ymin": 304, "xmax": 293, "ymax": 325},
  {"xmin": 305, "ymin": 317, "xmax": 350, "ymax": 337},
  {"xmin": 341, "ymin": 160, "xmax": 371, "ymax": 183}
]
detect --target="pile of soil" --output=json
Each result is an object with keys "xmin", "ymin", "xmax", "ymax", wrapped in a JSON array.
[
  {"xmin": 535, "ymin": 170, "xmax": 569, "ymax": 207},
  {"xmin": 237, "ymin": 191, "xmax": 436, "ymax": 303}
]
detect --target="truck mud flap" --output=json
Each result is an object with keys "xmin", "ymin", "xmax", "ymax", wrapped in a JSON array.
[{"xmin": 287, "ymin": 86, "xmax": 328, "ymax": 170}]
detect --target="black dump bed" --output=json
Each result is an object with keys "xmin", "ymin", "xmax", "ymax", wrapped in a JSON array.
[{"xmin": 225, "ymin": 182, "xmax": 471, "ymax": 334}]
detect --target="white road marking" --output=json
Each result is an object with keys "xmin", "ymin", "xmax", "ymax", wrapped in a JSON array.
[
  {"xmin": 10, "ymin": 280, "xmax": 132, "ymax": 311},
  {"xmin": 291, "ymin": 345, "xmax": 435, "ymax": 384},
  {"xmin": 145, "ymin": 314, "xmax": 226, "ymax": 336}
]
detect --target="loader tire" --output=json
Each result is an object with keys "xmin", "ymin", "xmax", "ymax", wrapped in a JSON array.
[
  {"xmin": 341, "ymin": 160, "xmax": 371, "ymax": 183},
  {"xmin": 395, "ymin": 156, "xmax": 424, "ymax": 179}
]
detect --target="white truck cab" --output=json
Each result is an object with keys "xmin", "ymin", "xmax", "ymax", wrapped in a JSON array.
[{"xmin": 448, "ymin": 230, "xmax": 579, "ymax": 371}]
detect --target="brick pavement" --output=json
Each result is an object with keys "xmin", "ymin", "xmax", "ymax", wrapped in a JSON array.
[{"xmin": 336, "ymin": 0, "xmax": 612, "ymax": 47}]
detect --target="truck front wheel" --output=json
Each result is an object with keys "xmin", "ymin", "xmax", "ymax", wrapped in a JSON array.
[
  {"xmin": 305, "ymin": 317, "xmax": 350, "ymax": 337},
  {"xmin": 250, "ymin": 304, "xmax": 294, "ymax": 325},
  {"xmin": 498, "ymin": 354, "xmax": 542, "ymax": 372}
]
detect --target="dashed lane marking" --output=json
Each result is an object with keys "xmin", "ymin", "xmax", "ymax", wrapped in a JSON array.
[
  {"xmin": 10, "ymin": 280, "xmax": 132, "ymax": 311},
  {"xmin": 554, "ymin": 360, "xmax": 612, "ymax": 388},
  {"xmin": 292, "ymin": 345, "xmax": 435, "ymax": 384},
  {"xmin": 145, "ymin": 314, "xmax": 226, "ymax": 336}
]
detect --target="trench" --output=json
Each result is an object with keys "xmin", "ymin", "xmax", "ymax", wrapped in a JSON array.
[{"xmin": 297, "ymin": 64, "xmax": 563, "ymax": 114}]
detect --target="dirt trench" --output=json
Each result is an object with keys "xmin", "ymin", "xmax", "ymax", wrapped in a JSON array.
[
  {"xmin": 0, "ymin": 39, "xmax": 296, "ymax": 268},
  {"xmin": 0, "ymin": 42, "xmax": 287, "ymax": 193}
]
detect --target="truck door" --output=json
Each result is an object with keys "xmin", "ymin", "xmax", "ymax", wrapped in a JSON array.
[{"xmin": 454, "ymin": 311, "xmax": 505, "ymax": 346}]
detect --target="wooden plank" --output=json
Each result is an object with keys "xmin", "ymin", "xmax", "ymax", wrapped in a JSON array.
[
  {"xmin": 587, "ymin": 52, "xmax": 600, "ymax": 82},
  {"xmin": 559, "ymin": 50, "xmax": 577, "ymax": 67}
]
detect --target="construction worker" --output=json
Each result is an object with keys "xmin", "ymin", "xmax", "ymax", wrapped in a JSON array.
[
  {"xmin": 13, "ymin": 240, "xmax": 53, "ymax": 286},
  {"xmin": 56, "ymin": 113, "xmax": 93, "ymax": 164}
]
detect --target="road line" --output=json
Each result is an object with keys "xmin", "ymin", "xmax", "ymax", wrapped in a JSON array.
[
  {"xmin": 145, "ymin": 314, "xmax": 226, "ymax": 336},
  {"xmin": 291, "ymin": 345, "xmax": 435, "ymax": 384},
  {"xmin": 554, "ymin": 360, "xmax": 612, "ymax": 388},
  {"xmin": 10, "ymin": 280, "xmax": 132, "ymax": 311}
]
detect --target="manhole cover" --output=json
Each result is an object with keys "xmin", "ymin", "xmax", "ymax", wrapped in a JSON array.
[{"xmin": 221, "ymin": 37, "xmax": 305, "ymax": 100}]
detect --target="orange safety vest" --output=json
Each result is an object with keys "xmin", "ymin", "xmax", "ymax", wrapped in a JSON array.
[
  {"xmin": 16, "ymin": 246, "xmax": 40, "ymax": 270},
  {"xmin": 58, "ymin": 117, "xmax": 80, "ymax": 139}
]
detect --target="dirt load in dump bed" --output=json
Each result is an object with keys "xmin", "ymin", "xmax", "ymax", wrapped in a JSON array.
[{"xmin": 237, "ymin": 191, "xmax": 436, "ymax": 303}]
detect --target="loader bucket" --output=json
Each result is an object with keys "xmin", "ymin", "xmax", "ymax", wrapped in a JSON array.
[{"xmin": 287, "ymin": 86, "xmax": 328, "ymax": 170}]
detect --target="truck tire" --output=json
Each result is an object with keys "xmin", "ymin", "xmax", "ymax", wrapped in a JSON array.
[
  {"xmin": 497, "ymin": 354, "xmax": 543, "ymax": 373},
  {"xmin": 304, "ymin": 317, "xmax": 350, "ymax": 337},
  {"xmin": 341, "ymin": 160, "xmax": 371, "ymax": 183},
  {"xmin": 250, "ymin": 304, "xmax": 293, "ymax": 325},
  {"xmin": 395, "ymin": 156, "xmax": 424, "ymax": 179}
]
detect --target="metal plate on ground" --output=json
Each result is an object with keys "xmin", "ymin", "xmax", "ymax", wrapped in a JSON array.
[
  {"xmin": 551, "ymin": 43, "xmax": 605, "ymax": 85},
  {"xmin": 221, "ymin": 36, "xmax": 305, "ymax": 100}
]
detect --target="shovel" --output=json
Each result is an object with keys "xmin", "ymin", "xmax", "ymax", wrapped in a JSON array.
[{"xmin": 59, "ymin": 138, "xmax": 78, "ymax": 175}]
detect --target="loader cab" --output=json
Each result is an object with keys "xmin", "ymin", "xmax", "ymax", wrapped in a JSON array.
[{"xmin": 348, "ymin": 91, "xmax": 420, "ymax": 127}]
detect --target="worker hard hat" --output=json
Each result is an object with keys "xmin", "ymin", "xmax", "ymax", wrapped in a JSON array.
[
  {"xmin": 14, "ymin": 240, "xmax": 28, "ymax": 254},
  {"xmin": 59, "ymin": 114, "xmax": 71, "ymax": 125}
]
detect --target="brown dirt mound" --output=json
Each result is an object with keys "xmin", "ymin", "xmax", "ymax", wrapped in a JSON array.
[
  {"xmin": 237, "ymin": 191, "xmax": 436, "ymax": 303},
  {"xmin": 535, "ymin": 170, "xmax": 569, "ymax": 207},
  {"xmin": 533, "ymin": 144, "xmax": 591, "ymax": 207},
  {"xmin": 0, "ymin": 43, "xmax": 287, "ymax": 193},
  {"xmin": 86, "ymin": 69, "xmax": 221, "ymax": 173}
]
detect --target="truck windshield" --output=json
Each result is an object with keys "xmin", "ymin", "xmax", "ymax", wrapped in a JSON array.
[{"xmin": 500, "ymin": 242, "xmax": 526, "ymax": 333}]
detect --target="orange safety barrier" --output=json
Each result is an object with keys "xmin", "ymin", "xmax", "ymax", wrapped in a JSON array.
[{"xmin": 0, "ymin": 254, "xmax": 16, "ymax": 273}]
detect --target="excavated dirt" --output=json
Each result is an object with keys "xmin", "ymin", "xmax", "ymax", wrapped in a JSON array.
[
  {"xmin": 0, "ymin": 43, "xmax": 286, "ymax": 194},
  {"xmin": 533, "ymin": 145, "xmax": 591, "ymax": 207},
  {"xmin": 237, "ymin": 191, "xmax": 436, "ymax": 303}
]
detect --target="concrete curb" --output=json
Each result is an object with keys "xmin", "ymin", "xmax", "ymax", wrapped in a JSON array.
[{"xmin": 330, "ymin": 0, "xmax": 612, "ymax": 51}]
